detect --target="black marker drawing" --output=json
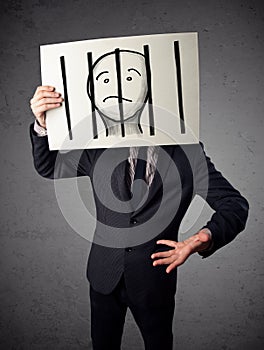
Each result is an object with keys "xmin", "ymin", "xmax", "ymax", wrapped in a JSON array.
[
  {"xmin": 174, "ymin": 41, "xmax": 186, "ymax": 134},
  {"xmin": 143, "ymin": 45, "xmax": 155, "ymax": 136},
  {"xmin": 87, "ymin": 52, "xmax": 98, "ymax": 139},
  {"xmin": 60, "ymin": 56, "xmax": 73, "ymax": 140},
  {"xmin": 59, "ymin": 40, "xmax": 187, "ymax": 142},
  {"xmin": 115, "ymin": 48, "xmax": 125, "ymax": 137},
  {"xmin": 87, "ymin": 48, "xmax": 154, "ymax": 139}
]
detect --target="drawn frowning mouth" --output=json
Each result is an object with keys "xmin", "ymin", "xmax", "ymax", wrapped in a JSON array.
[{"xmin": 103, "ymin": 96, "xmax": 133, "ymax": 103}]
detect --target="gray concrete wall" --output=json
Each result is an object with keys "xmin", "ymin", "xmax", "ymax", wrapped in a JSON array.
[{"xmin": 0, "ymin": 0, "xmax": 263, "ymax": 349}]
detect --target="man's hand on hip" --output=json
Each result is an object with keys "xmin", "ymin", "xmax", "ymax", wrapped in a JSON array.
[{"xmin": 151, "ymin": 228, "xmax": 212, "ymax": 273}]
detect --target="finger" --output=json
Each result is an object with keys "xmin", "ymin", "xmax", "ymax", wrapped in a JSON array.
[
  {"xmin": 166, "ymin": 250, "xmax": 192, "ymax": 272},
  {"xmin": 32, "ymin": 103, "xmax": 62, "ymax": 117},
  {"xmin": 152, "ymin": 256, "xmax": 175, "ymax": 266},
  {"xmin": 31, "ymin": 91, "xmax": 61, "ymax": 105},
  {"xmin": 32, "ymin": 97, "xmax": 63, "ymax": 108},
  {"xmin": 151, "ymin": 249, "xmax": 175, "ymax": 259},
  {"xmin": 166, "ymin": 260, "xmax": 183, "ymax": 273},
  {"xmin": 36, "ymin": 86, "xmax": 55, "ymax": 93},
  {"xmin": 156, "ymin": 240, "xmax": 177, "ymax": 248}
]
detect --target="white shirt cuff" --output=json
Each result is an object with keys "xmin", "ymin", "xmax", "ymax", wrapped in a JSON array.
[{"xmin": 34, "ymin": 120, "xmax": 47, "ymax": 137}]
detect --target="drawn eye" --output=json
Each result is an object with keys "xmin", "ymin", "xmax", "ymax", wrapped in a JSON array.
[
  {"xmin": 126, "ymin": 76, "xmax": 132, "ymax": 81},
  {"xmin": 104, "ymin": 78, "xmax": 109, "ymax": 83}
]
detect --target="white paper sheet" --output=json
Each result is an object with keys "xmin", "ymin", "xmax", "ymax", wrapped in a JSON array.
[{"xmin": 40, "ymin": 32, "xmax": 199, "ymax": 150}]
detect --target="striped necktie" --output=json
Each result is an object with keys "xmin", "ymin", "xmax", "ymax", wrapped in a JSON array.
[
  {"xmin": 130, "ymin": 147, "xmax": 149, "ymax": 210},
  {"xmin": 127, "ymin": 146, "xmax": 158, "ymax": 189},
  {"xmin": 133, "ymin": 147, "xmax": 147, "ymax": 182}
]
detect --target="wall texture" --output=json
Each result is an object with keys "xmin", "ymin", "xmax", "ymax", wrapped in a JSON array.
[{"xmin": 0, "ymin": 0, "xmax": 263, "ymax": 349}]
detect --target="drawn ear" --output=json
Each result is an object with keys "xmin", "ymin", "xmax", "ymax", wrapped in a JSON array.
[
  {"xmin": 87, "ymin": 52, "xmax": 98, "ymax": 139},
  {"xmin": 143, "ymin": 45, "xmax": 155, "ymax": 136}
]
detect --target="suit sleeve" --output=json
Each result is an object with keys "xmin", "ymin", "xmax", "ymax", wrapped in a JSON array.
[
  {"xmin": 29, "ymin": 123, "xmax": 94, "ymax": 179},
  {"xmin": 194, "ymin": 143, "xmax": 249, "ymax": 258}
]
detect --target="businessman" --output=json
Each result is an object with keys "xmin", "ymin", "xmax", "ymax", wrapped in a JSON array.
[{"xmin": 30, "ymin": 85, "xmax": 249, "ymax": 350}]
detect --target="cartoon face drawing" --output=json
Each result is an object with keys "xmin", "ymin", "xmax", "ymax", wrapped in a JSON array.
[{"xmin": 88, "ymin": 50, "xmax": 148, "ymax": 122}]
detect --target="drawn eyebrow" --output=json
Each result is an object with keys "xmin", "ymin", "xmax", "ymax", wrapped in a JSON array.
[
  {"xmin": 127, "ymin": 68, "xmax": 141, "ymax": 76},
  {"xmin": 96, "ymin": 71, "xmax": 109, "ymax": 80}
]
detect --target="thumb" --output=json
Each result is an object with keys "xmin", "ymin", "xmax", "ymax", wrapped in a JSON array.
[{"xmin": 198, "ymin": 231, "xmax": 211, "ymax": 243}]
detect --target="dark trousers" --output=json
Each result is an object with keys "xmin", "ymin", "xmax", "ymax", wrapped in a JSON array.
[{"xmin": 90, "ymin": 275, "xmax": 175, "ymax": 350}]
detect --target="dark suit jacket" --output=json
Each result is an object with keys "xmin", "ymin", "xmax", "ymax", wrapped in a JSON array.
[{"xmin": 30, "ymin": 124, "xmax": 249, "ymax": 307}]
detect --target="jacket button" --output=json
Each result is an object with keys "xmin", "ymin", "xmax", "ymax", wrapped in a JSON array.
[{"xmin": 125, "ymin": 247, "xmax": 133, "ymax": 252}]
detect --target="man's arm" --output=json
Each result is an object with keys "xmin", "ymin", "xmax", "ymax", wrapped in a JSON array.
[
  {"xmin": 194, "ymin": 143, "xmax": 249, "ymax": 257},
  {"xmin": 30, "ymin": 86, "xmax": 93, "ymax": 179},
  {"xmin": 151, "ymin": 143, "xmax": 249, "ymax": 272}
]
